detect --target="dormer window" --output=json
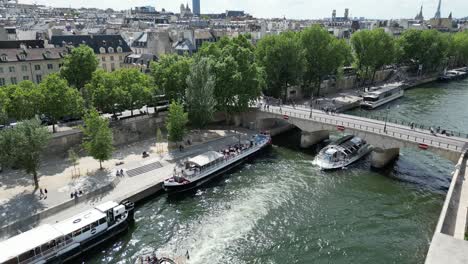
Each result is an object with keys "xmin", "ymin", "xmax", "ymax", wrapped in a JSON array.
[
  {"xmin": 1, "ymin": 54, "xmax": 7, "ymax": 62},
  {"xmin": 116, "ymin": 46, "xmax": 123, "ymax": 53},
  {"xmin": 99, "ymin": 47, "xmax": 106, "ymax": 54},
  {"xmin": 43, "ymin": 51, "xmax": 51, "ymax": 59},
  {"xmin": 108, "ymin": 47, "xmax": 114, "ymax": 53},
  {"xmin": 18, "ymin": 53, "xmax": 26, "ymax": 60}
]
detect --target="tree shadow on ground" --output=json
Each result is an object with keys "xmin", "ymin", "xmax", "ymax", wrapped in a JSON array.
[
  {"xmin": 0, "ymin": 169, "xmax": 34, "ymax": 190},
  {"xmin": 0, "ymin": 191, "xmax": 45, "ymax": 228}
]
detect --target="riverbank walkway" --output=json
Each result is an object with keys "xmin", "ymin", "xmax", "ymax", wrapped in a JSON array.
[{"xmin": 0, "ymin": 130, "xmax": 249, "ymax": 239}]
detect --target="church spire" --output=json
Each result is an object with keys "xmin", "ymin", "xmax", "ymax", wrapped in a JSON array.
[
  {"xmin": 434, "ymin": 0, "xmax": 442, "ymax": 19},
  {"xmin": 415, "ymin": 4, "xmax": 424, "ymax": 20}
]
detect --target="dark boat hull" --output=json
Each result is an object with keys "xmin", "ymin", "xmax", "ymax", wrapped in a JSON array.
[{"xmin": 164, "ymin": 144, "xmax": 270, "ymax": 194}]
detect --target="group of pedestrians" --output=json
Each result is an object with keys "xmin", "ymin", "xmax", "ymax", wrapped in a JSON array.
[
  {"xmin": 70, "ymin": 189, "xmax": 84, "ymax": 199},
  {"xmin": 39, "ymin": 188, "xmax": 48, "ymax": 200},
  {"xmin": 116, "ymin": 169, "xmax": 125, "ymax": 177}
]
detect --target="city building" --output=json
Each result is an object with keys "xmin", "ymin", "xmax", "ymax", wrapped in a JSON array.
[
  {"xmin": 0, "ymin": 40, "xmax": 67, "ymax": 86},
  {"xmin": 192, "ymin": 0, "xmax": 200, "ymax": 16},
  {"xmin": 50, "ymin": 34, "xmax": 132, "ymax": 72}
]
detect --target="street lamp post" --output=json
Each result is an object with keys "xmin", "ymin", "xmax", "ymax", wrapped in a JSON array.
[
  {"xmin": 383, "ymin": 105, "xmax": 390, "ymax": 133},
  {"xmin": 309, "ymin": 97, "xmax": 314, "ymax": 119}
]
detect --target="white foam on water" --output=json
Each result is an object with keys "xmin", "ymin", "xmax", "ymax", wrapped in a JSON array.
[{"xmin": 160, "ymin": 173, "xmax": 299, "ymax": 264}]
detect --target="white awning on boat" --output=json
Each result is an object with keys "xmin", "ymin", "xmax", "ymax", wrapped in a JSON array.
[{"xmin": 187, "ymin": 151, "xmax": 223, "ymax": 167}]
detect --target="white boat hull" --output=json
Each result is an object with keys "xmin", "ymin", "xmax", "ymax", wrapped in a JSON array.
[
  {"xmin": 361, "ymin": 90, "xmax": 404, "ymax": 109},
  {"xmin": 313, "ymin": 145, "xmax": 373, "ymax": 170}
]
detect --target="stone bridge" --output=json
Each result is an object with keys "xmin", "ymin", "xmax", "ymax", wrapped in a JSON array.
[{"xmin": 241, "ymin": 105, "xmax": 468, "ymax": 167}]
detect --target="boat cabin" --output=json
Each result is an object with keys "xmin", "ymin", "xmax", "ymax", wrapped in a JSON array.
[
  {"xmin": 0, "ymin": 201, "xmax": 126, "ymax": 264},
  {"xmin": 185, "ymin": 151, "xmax": 224, "ymax": 171}
]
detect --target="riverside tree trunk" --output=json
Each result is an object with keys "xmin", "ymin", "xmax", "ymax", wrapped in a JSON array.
[{"xmin": 33, "ymin": 171, "xmax": 39, "ymax": 190}]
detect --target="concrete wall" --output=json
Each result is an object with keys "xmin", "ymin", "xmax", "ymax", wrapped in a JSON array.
[
  {"xmin": 47, "ymin": 114, "xmax": 167, "ymax": 157},
  {"xmin": 320, "ymin": 69, "xmax": 394, "ymax": 96}
]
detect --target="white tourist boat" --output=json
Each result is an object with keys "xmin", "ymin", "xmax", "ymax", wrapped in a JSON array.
[
  {"xmin": 0, "ymin": 201, "xmax": 134, "ymax": 264},
  {"xmin": 313, "ymin": 135, "xmax": 373, "ymax": 170},
  {"xmin": 163, "ymin": 134, "xmax": 271, "ymax": 194},
  {"xmin": 360, "ymin": 82, "xmax": 404, "ymax": 109}
]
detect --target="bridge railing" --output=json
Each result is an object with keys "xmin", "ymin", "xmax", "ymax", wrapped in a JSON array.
[{"xmin": 263, "ymin": 108, "xmax": 464, "ymax": 153}]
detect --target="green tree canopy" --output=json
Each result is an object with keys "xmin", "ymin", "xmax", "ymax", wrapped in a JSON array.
[
  {"xmin": 300, "ymin": 25, "xmax": 352, "ymax": 97},
  {"xmin": 351, "ymin": 28, "xmax": 395, "ymax": 83},
  {"xmin": 0, "ymin": 119, "xmax": 50, "ymax": 189},
  {"xmin": 186, "ymin": 57, "xmax": 216, "ymax": 128},
  {"xmin": 256, "ymin": 32, "xmax": 304, "ymax": 98},
  {"xmin": 451, "ymin": 31, "xmax": 468, "ymax": 66},
  {"xmin": 113, "ymin": 68, "xmax": 153, "ymax": 116},
  {"xmin": 150, "ymin": 54, "xmax": 192, "ymax": 102},
  {"xmin": 60, "ymin": 45, "xmax": 99, "ymax": 89},
  {"xmin": 166, "ymin": 101, "xmax": 188, "ymax": 143},
  {"xmin": 38, "ymin": 73, "xmax": 84, "ymax": 132},
  {"xmin": 2, "ymin": 81, "xmax": 41, "ymax": 121},
  {"xmin": 81, "ymin": 108, "xmax": 114, "ymax": 169},
  {"xmin": 396, "ymin": 29, "xmax": 449, "ymax": 72},
  {"xmin": 85, "ymin": 69, "xmax": 124, "ymax": 115}
]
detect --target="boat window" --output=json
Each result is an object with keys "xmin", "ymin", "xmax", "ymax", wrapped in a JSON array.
[
  {"xmin": 72, "ymin": 229, "xmax": 82, "ymax": 237},
  {"xmin": 91, "ymin": 221, "xmax": 98, "ymax": 228},
  {"xmin": 3, "ymin": 258, "xmax": 17, "ymax": 264},
  {"xmin": 82, "ymin": 224, "xmax": 91, "ymax": 233},
  {"xmin": 98, "ymin": 217, "xmax": 106, "ymax": 225},
  {"xmin": 18, "ymin": 250, "xmax": 34, "ymax": 262},
  {"xmin": 65, "ymin": 233, "xmax": 72, "ymax": 241},
  {"xmin": 363, "ymin": 96, "xmax": 379, "ymax": 102}
]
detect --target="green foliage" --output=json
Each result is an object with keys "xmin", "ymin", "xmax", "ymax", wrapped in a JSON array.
[
  {"xmin": 60, "ymin": 45, "xmax": 99, "ymax": 89},
  {"xmin": 166, "ymin": 101, "xmax": 188, "ymax": 143},
  {"xmin": 38, "ymin": 74, "xmax": 84, "ymax": 132},
  {"xmin": 256, "ymin": 32, "xmax": 304, "ymax": 98},
  {"xmin": 396, "ymin": 29, "xmax": 449, "ymax": 72},
  {"xmin": 451, "ymin": 31, "xmax": 468, "ymax": 66},
  {"xmin": 68, "ymin": 148, "xmax": 79, "ymax": 168},
  {"xmin": 351, "ymin": 29, "xmax": 395, "ymax": 82},
  {"xmin": 300, "ymin": 25, "xmax": 352, "ymax": 96},
  {"xmin": 150, "ymin": 54, "xmax": 192, "ymax": 102},
  {"xmin": 2, "ymin": 81, "xmax": 41, "ymax": 121},
  {"xmin": 186, "ymin": 57, "xmax": 216, "ymax": 128},
  {"xmin": 113, "ymin": 68, "xmax": 153, "ymax": 116},
  {"xmin": 86, "ymin": 69, "xmax": 123, "ymax": 115},
  {"xmin": 0, "ymin": 119, "xmax": 50, "ymax": 189},
  {"xmin": 0, "ymin": 88, "xmax": 9, "ymax": 125},
  {"xmin": 81, "ymin": 108, "xmax": 114, "ymax": 169}
]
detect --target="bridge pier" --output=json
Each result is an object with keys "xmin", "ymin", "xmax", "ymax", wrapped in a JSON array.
[
  {"xmin": 371, "ymin": 148, "xmax": 400, "ymax": 169},
  {"xmin": 300, "ymin": 130, "xmax": 330, "ymax": 148}
]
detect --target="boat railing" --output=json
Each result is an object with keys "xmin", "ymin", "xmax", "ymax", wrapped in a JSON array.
[{"xmin": 181, "ymin": 137, "xmax": 269, "ymax": 179}]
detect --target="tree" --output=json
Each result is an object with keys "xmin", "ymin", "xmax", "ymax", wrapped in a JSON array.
[
  {"xmin": 150, "ymin": 54, "xmax": 192, "ymax": 102},
  {"xmin": 0, "ymin": 119, "xmax": 50, "ymax": 189},
  {"xmin": 85, "ymin": 69, "xmax": 124, "ymax": 116},
  {"xmin": 60, "ymin": 45, "xmax": 99, "ymax": 90},
  {"xmin": 396, "ymin": 29, "xmax": 449, "ymax": 73},
  {"xmin": 300, "ymin": 25, "xmax": 352, "ymax": 97},
  {"xmin": 155, "ymin": 127, "xmax": 165, "ymax": 154},
  {"xmin": 2, "ymin": 81, "xmax": 41, "ymax": 121},
  {"xmin": 451, "ymin": 31, "xmax": 468, "ymax": 67},
  {"xmin": 186, "ymin": 57, "xmax": 217, "ymax": 128},
  {"xmin": 256, "ymin": 32, "xmax": 304, "ymax": 98},
  {"xmin": 113, "ymin": 68, "xmax": 152, "ymax": 116},
  {"xmin": 81, "ymin": 108, "xmax": 114, "ymax": 169},
  {"xmin": 351, "ymin": 29, "xmax": 395, "ymax": 85},
  {"xmin": 38, "ymin": 74, "xmax": 84, "ymax": 132},
  {"xmin": 0, "ymin": 88, "xmax": 9, "ymax": 125},
  {"xmin": 166, "ymin": 101, "xmax": 188, "ymax": 143}
]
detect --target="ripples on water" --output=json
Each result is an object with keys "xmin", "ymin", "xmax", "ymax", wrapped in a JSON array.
[{"xmin": 86, "ymin": 81, "xmax": 468, "ymax": 264}]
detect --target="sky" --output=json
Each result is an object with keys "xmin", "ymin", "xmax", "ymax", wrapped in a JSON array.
[{"xmin": 20, "ymin": 0, "xmax": 468, "ymax": 19}]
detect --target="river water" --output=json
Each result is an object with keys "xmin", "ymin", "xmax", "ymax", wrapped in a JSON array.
[{"xmin": 87, "ymin": 79, "xmax": 468, "ymax": 264}]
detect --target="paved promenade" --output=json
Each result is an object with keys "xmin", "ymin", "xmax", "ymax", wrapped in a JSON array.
[
  {"xmin": 0, "ymin": 130, "xmax": 249, "ymax": 239},
  {"xmin": 261, "ymin": 105, "xmax": 468, "ymax": 154}
]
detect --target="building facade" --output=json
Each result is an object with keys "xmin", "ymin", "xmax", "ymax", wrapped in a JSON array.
[
  {"xmin": 192, "ymin": 0, "xmax": 200, "ymax": 16},
  {"xmin": 50, "ymin": 34, "xmax": 132, "ymax": 73},
  {"xmin": 0, "ymin": 41, "xmax": 67, "ymax": 86}
]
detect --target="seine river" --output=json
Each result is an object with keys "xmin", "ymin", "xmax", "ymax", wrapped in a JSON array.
[{"xmin": 86, "ymin": 79, "xmax": 468, "ymax": 264}]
